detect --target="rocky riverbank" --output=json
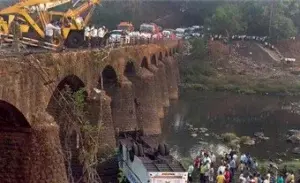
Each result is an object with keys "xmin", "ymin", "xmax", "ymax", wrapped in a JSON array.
[{"xmin": 180, "ymin": 39, "xmax": 300, "ymax": 95}]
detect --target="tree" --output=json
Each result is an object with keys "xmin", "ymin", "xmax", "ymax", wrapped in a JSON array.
[
  {"xmin": 209, "ymin": 4, "xmax": 246, "ymax": 37},
  {"xmin": 270, "ymin": 13, "xmax": 297, "ymax": 40},
  {"xmin": 240, "ymin": 2, "xmax": 269, "ymax": 36}
]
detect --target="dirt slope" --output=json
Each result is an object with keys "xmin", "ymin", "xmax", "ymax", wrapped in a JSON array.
[{"xmin": 276, "ymin": 37, "xmax": 300, "ymax": 60}]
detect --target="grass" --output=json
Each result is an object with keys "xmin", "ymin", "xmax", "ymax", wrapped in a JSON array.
[
  {"xmin": 257, "ymin": 160, "xmax": 300, "ymax": 176},
  {"xmin": 180, "ymin": 62, "xmax": 300, "ymax": 95}
]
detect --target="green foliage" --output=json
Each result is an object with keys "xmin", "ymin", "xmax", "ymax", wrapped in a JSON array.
[
  {"xmin": 209, "ymin": 4, "xmax": 246, "ymax": 36},
  {"xmin": 57, "ymin": 86, "xmax": 103, "ymax": 183},
  {"xmin": 221, "ymin": 132, "xmax": 238, "ymax": 143},
  {"xmin": 240, "ymin": 2, "xmax": 269, "ymax": 36},
  {"xmin": 73, "ymin": 88, "xmax": 86, "ymax": 114},
  {"xmin": 270, "ymin": 13, "xmax": 297, "ymax": 40}
]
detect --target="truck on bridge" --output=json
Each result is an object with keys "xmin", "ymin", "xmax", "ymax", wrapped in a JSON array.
[{"xmin": 118, "ymin": 131, "xmax": 188, "ymax": 183}]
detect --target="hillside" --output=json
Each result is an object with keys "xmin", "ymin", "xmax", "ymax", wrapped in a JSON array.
[
  {"xmin": 276, "ymin": 37, "xmax": 300, "ymax": 61},
  {"xmin": 181, "ymin": 39, "xmax": 300, "ymax": 95}
]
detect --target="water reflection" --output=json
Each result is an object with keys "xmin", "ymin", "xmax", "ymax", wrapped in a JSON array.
[{"xmin": 162, "ymin": 90, "xmax": 300, "ymax": 160}]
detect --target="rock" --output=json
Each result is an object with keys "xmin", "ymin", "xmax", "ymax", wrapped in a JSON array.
[
  {"xmin": 204, "ymin": 133, "xmax": 209, "ymax": 137},
  {"xmin": 254, "ymin": 132, "xmax": 264, "ymax": 138},
  {"xmin": 191, "ymin": 127, "xmax": 198, "ymax": 131},
  {"xmin": 221, "ymin": 133, "xmax": 238, "ymax": 143},
  {"xmin": 292, "ymin": 147, "xmax": 300, "ymax": 154},
  {"xmin": 260, "ymin": 136, "xmax": 270, "ymax": 140},
  {"xmin": 254, "ymin": 132, "xmax": 270, "ymax": 140},
  {"xmin": 287, "ymin": 134, "xmax": 300, "ymax": 144},
  {"xmin": 288, "ymin": 129, "xmax": 300, "ymax": 136},
  {"xmin": 241, "ymin": 137, "xmax": 255, "ymax": 146},
  {"xmin": 198, "ymin": 141, "xmax": 208, "ymax": 145},
  {"xmin": 191, "ymin": 133, "xmax": 197, "ymax": 137},
  {"xmin": 199, "ymin": 128, "xmax": 208, "ymax": 133}
]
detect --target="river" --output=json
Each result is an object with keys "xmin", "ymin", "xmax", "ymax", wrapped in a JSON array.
[{"xmin": 162, "ymin": 89, "xmax": 300, "ymax": 161}]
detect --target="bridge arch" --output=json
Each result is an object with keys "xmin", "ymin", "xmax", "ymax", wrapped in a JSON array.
[
  {"xmin": 100, "ymin": 65, "xmax": 120, "ymax": 120},
  {"xmin": 124, "ymin": 61, "xmax": 137, "ymax": 77},
  {"xmin": 46, "ymin": 74, "xmax": 86, "ymax": 183},
  {"xmin": 158, "ymin": 52, "xmax": 163, "ymax": 61},
  {"xmin": 165, "ymin": 51, "xmax": 169, "ymax": 57},
  {"xmin": 151, "ymin": 54, "xmax": 157, "ymax": 66},
  {"xmin": 141, "ymin": 56, "xmax": 149, "ymax": 70},
  {"xmin": 169, "ymin": 48, "xmax": 172, "ymax": 56},
  {"xmin": 101, "ymin": 65, "xmax": 119, "ymax": 92},
  {"xmin": 0, "ymin": 100, "xmax": 30, "ymax": 128},
  {"xmin": 0, "ymin": 100, "xmax": 31, "ymax": 182}
]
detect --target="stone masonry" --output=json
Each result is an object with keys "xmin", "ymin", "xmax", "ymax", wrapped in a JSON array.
[{"xmin": 0, "ymin": 40, "xmax": 181, "ymax": 182}]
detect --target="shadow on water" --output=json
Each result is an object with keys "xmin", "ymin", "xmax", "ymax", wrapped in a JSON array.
[{"xmin": 162, "ymin": 90, "xmax": 300, "ymax": 161}]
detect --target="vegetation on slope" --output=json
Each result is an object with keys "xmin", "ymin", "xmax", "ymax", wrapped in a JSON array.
[{"xmin": 180, "ymin": 38, "xmax": 300, "ymax": 95}]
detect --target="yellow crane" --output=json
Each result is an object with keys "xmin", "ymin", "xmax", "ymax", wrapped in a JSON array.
[{"xmin": 0, "ymin": 0, "xmax": 100, "ymax": 49}]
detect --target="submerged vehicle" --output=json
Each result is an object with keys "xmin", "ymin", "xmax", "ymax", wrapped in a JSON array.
[{"xmin": 118, "ymin": 131, "xmax": 188, "ymax": 183}]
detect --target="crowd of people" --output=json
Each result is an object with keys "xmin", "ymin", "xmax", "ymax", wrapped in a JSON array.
[
  {"xmin": 187, "ymin": 150, "xmax": 297, "ymax": 183},
  {"xmin": 84, "ymin": 25, "xmax": 108, "ymax": 48}
]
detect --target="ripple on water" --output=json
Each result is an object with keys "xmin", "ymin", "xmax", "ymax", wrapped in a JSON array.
[{"xmin": 162, "ymin": 90, "xmax": 300, "ymax": 161}]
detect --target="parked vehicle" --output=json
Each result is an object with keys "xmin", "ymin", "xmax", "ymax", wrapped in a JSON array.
[
  {"xmin": 117, "ymin": 22, "xmax": 134, "ymax": 33},
  {"xmin": 175, "ymin": 28, "xmax": 186, "ymax": 39},
  {"xmin": 108, "ymin": 30, "xmax": 130, "ymax": 44},
  {"xmin": 140, "ymin": 23, "xmax": 163, "ymax": 40},
  {"xmin": 162, "ymin": 29, "xmax": 176, "ymax": 40}
]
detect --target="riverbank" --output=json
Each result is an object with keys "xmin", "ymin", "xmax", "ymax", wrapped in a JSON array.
[{"xmin": 180, "ymin": 39, "xmax": 300, "ymax": 95}]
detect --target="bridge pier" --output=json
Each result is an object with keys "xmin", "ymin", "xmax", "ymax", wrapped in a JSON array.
[
  {"xmin": 148, "ymin": 65, "xmax": 164, "ymax": 118},
  {"xmin": 130, "ymin": 68, "xmax": 161, "ymax": 135},
  {"xmin": 173, "ymin": 56, "xmax": 181, "ymax": 86},
  {"xmin": 157, "ymin": 61, "xmax": 170, "ymax": 107},
  {"xmin": 87, "ymin": 90, "xmax": 116, "ymax": 154},
  {"xmin": 29, "ymin": 112, "xmax": 68, "ymax": 183},
  {"xmin": 111, "ymin": 77, "xmax": 138, "ymax": 132},
  {"xmin": 163, "ymin": 57, "xmax": 179, "ymax": 100}
]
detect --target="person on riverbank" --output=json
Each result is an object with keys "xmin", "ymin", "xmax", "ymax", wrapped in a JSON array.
[
  {"xmin": 208, "ymin": 162, "xmax": 214, "ymax": 182},
  {"xmin": 285, "ymin": 171, "xmax": 295, "ymax": 183},
  {"xmin": 203, "ymin": 152, "xmax": 212, "ymax": 164},
  {"xmin": 224, "ymin": 167, "xmax": 231, "ymax": 183},
  {"xmin": 194, "ymin": 156, "xmax": 200, "ymax": 169},
  {"xmin": 263, "ymin": 173, "xmax": 271, "ymax": 183},
  {"xmin": 229, "ymin": 157, "xmax": 236, "ymax": 181},
  {"xmin": 257, "ymin": 173, "xmax": 263, "ymax": 183},
  {"xmin": 210, "ymin": 151, "xmax": 216, "ymax": 164},
  {"xmin": 217, "ymin": 171, "xmax": 226, "ymax": 183},
  {"xmin": 239, "ymin": 173, "xmax": 247, "ymax": 183},
  {"xmin": 218, "ymin": 163, "xmax": 226, "ymax": 175},
  {"xmin": 200, "ymin": 160, "xmax": 207, "ymax": 183},
  {"xmin": 239, "ymin": 161, "xmax": 246, "ymax": 172},
  {"xmin": 188, "ymin": 164, "xmax": 194, "ymax": 182},
  {"xmin": 277, "ymin": 174, "xmax": 284, "ymax": 183},
  {"xmin": 253, "ymin": 172, "xmax": 259, "ymax": 183}
]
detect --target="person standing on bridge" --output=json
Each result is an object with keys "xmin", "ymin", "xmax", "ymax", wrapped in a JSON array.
[
  {"xmin": 84, "ymin": 25, "xmax": 91, "ymax": 48},
  {"xmin": 90, "ymin": 25, "xmax": 98, "ymax": 48},
  {"xmin": 98, "ymin": 26, "xmax": 105, "ymax": 47},
  {"xmin": 45, "ymin": 20, "xmax": 61, "ymax": 44}
]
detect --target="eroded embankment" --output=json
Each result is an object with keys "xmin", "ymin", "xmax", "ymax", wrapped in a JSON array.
[{"xmin": 180, "ymin": 39, "xmax": 300, "ymax": 95}]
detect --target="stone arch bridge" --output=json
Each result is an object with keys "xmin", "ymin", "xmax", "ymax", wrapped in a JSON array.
[{"xmin": 0, "ymin": 40, "xmax": 181, "ymax": 182}]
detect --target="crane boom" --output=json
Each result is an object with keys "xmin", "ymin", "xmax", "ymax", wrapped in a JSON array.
[{"xmin": 0, "ymin": 0, "xmax": 100, "ymax": 49}]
